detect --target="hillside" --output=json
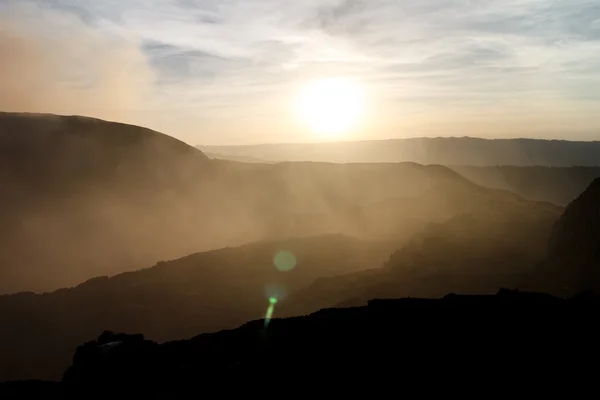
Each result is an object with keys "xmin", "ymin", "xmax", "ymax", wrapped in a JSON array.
[
  {"xmin": 452, "ymin": 166, "xmax": 600, "ymax": 205},
  {"xmin": 0, "ymin": 113, "xmax": 479, "ymax": 293},
  {"xmin": 284, "ymin": 178, "xmax": 600, "ymax": 316},
  {"xmin": 3, "ymin": 290, "xmax": 599, "ymax": 397},
  {"xmin": 281, "ymin": 206, "xmax": 558, "ymax": 316},
  {"xmin": 3, "ymin": 113, "xmax": 567, "ymax": 294},
  {"xmin": 0, "ymin": 180, "xmax": 562, "ymax": 381},
  {"xmin": 0, "ymin": 113, "xmax": 224, "ymax": 293},
  {"xmin": 534, "ymin": 178, "xmax": 600, "ymax": 294},
  {"xmin": 0, "ymin": 166, "xmax": 563, "ymax": 381},
  {"xmin": 0, "ymin": 235, "xmax": 393, "ymax": 381},
  {"xmin": 0, "ymin": 112, "xmax": 574, "ymax": 383},
  {"xmin": 199, "ymin": 137, "xmax": 600, "ymax": 166}
]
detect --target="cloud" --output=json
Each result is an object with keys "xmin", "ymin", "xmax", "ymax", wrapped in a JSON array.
[
  {"xmin": 1, "ymin": 0, "xmax": 600, "ymax": 143},
  {"xmin": 0, "ymin": 1, "xmax": 156, "ymax": 125},
  {"xmin": 142, "ymin": 40, "xmax": 242, "ymax": 85}
]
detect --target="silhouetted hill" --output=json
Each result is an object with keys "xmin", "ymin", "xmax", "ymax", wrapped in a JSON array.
[
  {"xmin": 220, "ymin": 160, "xmax": 562, "ymax": 242},
  {"xmin": 281, "ymin": 206, "xmax": 559, "ymax": 315},
  {"xmin": 548, "ymin": 178, "xmax": 600, "ymax": 261},
  {"xmin": 0, "ymin": 235, "xmax": 393, "ymax": 381},
  {"xmin": 0, "ymin": 113, "xmax": 492, "ymax": 293},
  {"xmin": 3, "ymin": 290, "xmax": 599, "ymax": 397},
  {"xmin": 199, "ymin": 137, "xmax": 600, "ymax": 166},
  {"xmin": 534, "ymin": 178, "xmax": 600, "ymax": 294},
  {"xmin": 0, "ymin": 113, "xmax": 222, "ymax": 293},
  {"xmin": 452, "ymin": 166, "xmax": 600, "ymax": 205}
]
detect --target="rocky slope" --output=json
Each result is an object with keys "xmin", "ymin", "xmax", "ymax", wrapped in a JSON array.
[
  {"xmin": 281, "ymin": 209, "xmax": 557, "ymax": 315},
  {"xmin": 3, "ymin": 290, "xmax": 599, "ymax": 398},
  {"xmin": 537, "ymin": 178, "xmax": 600, "ymax": 294},
  {"xmin": 0, "ymin": 235, "xmax": 393, "ymax": 381},
  {"xmin": 451, "ymin": 166, "xmax": 600, "ymax": 205}
]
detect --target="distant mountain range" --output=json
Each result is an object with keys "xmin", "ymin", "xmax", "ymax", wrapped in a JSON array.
[
  {"xmin": 202, "ymin": 144, "xmax": 600, "ymax": 206},
  {"xmin": 451, "ymin": 166, "xmax": 600, "ymax": 205},
  {"xmin": 199, "ymin": 137, "xmax": 600, "ymax": 167}
]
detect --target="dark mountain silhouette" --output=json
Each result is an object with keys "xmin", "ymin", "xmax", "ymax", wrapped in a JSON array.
[
  {"xmin": 533, "ymin": 178, "xmax": 600, "ymax": 294},
  {"xmin": 452, "ymin": 166, "xmax": 600, "ymax": 205},
  {"xmin": 547, "ymin": 178, "xmax": 600, "ymax": 262},
  {"xmin": 0, "ymin": 112, "xmax": 222, "ymax": 293},
  {"xmin": 0, "ymin": 112, "xmax": 503, "ymax": 293},
  {"xmin": 199, "ymin": 137, "xmax": 600, "ymax": 166},
  {"xmin": 0, "ymin": 235, "xmax": 393, "ymax": 381},
  {"xmin": 2, "ymin": 290, "xmax": 599, "ymax": 398}
]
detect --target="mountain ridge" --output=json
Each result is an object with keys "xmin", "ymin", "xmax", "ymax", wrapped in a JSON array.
[
  {"xmin": 199, "ymin": 136, "xmax": 600, "ymax": 166},
  {"xmin": 4, "ymin": 113, "xmax": 508, "ymax": 293}
]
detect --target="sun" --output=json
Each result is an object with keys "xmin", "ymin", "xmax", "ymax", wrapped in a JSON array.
[{"xmin": 296, "ymin": 77, "xmax": 364, "ymax": 138}]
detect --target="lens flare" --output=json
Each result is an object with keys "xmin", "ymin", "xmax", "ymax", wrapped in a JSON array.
[
  {"xmin": 273, "ymin": 250, "xmax": 296, "ymax": 272},
  {"xmin": 264, "ymin": 297, "xmax": 278, "ymax": 328}
]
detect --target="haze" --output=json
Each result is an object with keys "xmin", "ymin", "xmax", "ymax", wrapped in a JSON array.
[
  {"xmin": 2, "ymin": 0, "xmax": 600, "ymax": 145},
  {"xmin": 3, "ymin": 0, "xmax": 600, "ymax": 389}
]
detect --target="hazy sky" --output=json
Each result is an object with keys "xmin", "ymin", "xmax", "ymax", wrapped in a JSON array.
[{"xmin": 1, "ymin": 0, "xmax": 599, "ymax": 144}]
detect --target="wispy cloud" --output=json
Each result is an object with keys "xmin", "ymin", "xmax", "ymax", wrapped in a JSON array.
[
  {"xmin": 0, "ymin": 1, "xmax": 156, "ymax": 124},
  {"xmin": 1, "ymin": 0, "xmax": 599, "ymax": 143}
]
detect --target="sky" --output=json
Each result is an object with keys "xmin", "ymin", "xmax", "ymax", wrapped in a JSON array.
[{"xmin": 1, "ymin": 0, "xmax": 599, "ymax": 145}]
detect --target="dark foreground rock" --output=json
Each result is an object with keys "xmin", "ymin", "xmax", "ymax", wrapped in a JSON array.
[{"xmin": 3, "ymin": 289, "xmax": 600, "ymax": 398}]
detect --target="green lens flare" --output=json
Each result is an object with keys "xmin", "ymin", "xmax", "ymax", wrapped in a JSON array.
[
  {"xmin": 273, "ymin": 251, "xmax": 296, "ymax": 272},
  {"xmin": 264, "ymin": 297, "xmax": 278, "ymax": 328}
]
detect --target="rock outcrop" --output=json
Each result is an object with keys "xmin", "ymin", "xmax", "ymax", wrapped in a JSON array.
[{"xmin": 10, "ymin": 290, "xmax": 593, "ymax": 398}]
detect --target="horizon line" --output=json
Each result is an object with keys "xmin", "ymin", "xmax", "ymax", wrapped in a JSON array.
[
  {"xmin": 198, "ymin": 136, "xmax": 600, "ymax": 148},
  {"xmin": 3, "ymin": 111, "xmax": 598, "ymax": 147}
]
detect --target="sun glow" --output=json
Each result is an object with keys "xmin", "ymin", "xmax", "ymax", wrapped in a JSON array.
[{"xmin": 296, "ymin": 77, "xmax": 364, "ymax": 138}]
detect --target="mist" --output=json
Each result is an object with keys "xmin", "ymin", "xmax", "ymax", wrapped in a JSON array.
[
  {"xmin": 0, "ymin": 3, "xmax": 155, "ymax": 126},
  {"xmin": 0, "ymin": 111, "xmax": 567, "ymax": 295},
  {"xmin": 2, "ymin": 0, "xmax": 600, "ymax": 389}
]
